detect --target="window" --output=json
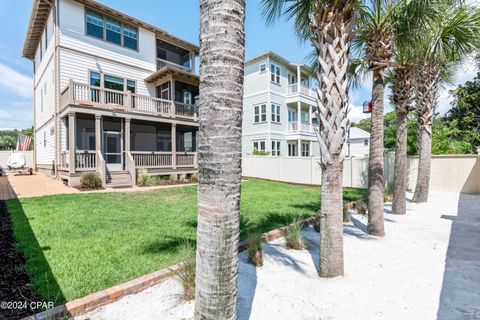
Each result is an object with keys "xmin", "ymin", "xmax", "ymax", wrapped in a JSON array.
[
  {"xmin": 104, "ymin": 75, "xmax": 124, "ymax": 91},
  {"xmin": 270, "ymin": 63, "xmax": 280, "ymax": 84},
  {"xmin": 44, "ymin": 82, "xmax": 47, "ymax": 96},
  {"xmin": 127, "ymin": 80, "xmax": 136, "ymax": 93},
  {"xmin": 123, "ymin": 24, "xmax": 138, "ymax": 50},
  {"xmin": 86, "ymin": 10, "xmax": 104, "ymax": 39},
  {"xmin": 288, "ymin": 143, "xmax": 297, "ymax": 156},
  {"xmin": 86, "ymin": 9, "xmax": 138, "ymax": 50},
  {"xmin": 271, "ymin": 104, "xmax": 281, "ymax": 123},
  {"xmin": 301, "ymin": 142, "xmax": 310, "ymax": 157},
  {"xmin": 39, "ymin": 36, "xmax": 43, "ymax": 61},
  {"xmin": 253, "ymin": 140, "xmax": 266, "ymax": 152},
  {"xmin": 106, "ymin": 17, "xmax": 122, "ymax": 45},
  {"xmin": 288, "ymin": 109, "xmax": 297, "ymax": 122},
  {"xmin": 40, "ymin": 87, "xmax": 44, "ymax": 112},
  {"xmin": 50, "ymin": 127, "xmax": 55, "ymax": 136},
  {"xmin": 254, "ymin": 104, "xmax": 267, "ymax": 123},
  {"xmin": 259, "ymin": 63, "xmax": 266, "ymax": 72},
  {"xmin": 43, "ymin": 132, "xmax": 46, "ymax": 148},
  {"xmin": 90, "ymin": 71, "xmax": 101, "ymax": 87},
  {"xmin": 183, "ymin": 91, "xmax": 192, "ymax": 104},
  {"xmin": 301, "ymin": 111, "xmax": 309, "ymax": 123},
  {"xmin": 271, "ymin": 140, "xmax": 281, "ymax": 156},
  {"xmin": 45, "ymin": 24, "xmax": 48, "ymax": 50},
  {"xmin": 288, "ymin": 73, "xmax": 296, "ymax": 85},
  {"xmin": 364, "ymin": 139, "xmax": 369, "ymax": 146}
]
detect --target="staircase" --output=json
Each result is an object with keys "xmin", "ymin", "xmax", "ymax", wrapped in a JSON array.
[{"xmin": 106, "ymin": 171, "xmax": 133, "ymax": 188}]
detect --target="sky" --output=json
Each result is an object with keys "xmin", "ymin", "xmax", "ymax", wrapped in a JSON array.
[{"xmin": 0, "ymin": 0, "xmax": 478, "ymax": 129}]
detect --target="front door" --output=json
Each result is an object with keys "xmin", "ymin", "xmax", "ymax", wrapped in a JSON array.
[{"xmin": 103, "ymin": 131, "xmax": 123, "ymax": 171}]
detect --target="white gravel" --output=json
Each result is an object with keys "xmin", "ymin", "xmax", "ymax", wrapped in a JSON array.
[{"xmin": 77, "ymin": 192, "xmax": 480, "ymax": 320}]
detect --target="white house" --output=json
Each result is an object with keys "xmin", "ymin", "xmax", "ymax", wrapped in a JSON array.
[
  {"xmin": 347, "ymin": 127, "xmax": 370, "ymax": 157},
  {"xmin": 23, "ymin": 0, "xmax": 199, "ymax": 187},
  {"xmin": 242, "ymin": 52, "xmax": 318, "ymax": 157},
  {"xmin": 242, "ymin": 52, "xmax": 370, "ymax": 158}
]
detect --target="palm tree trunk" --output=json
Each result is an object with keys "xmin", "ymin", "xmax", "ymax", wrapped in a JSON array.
[
  {"xmin": 413, "ymin": 123, "xmax": 432, "ymax": 203},
  {"xmin": 195, "ymin": 0, "xmax": 245, "ymax": 319},
  {"xmin": 367, "ymin": 68, "xmax": 385, "ymax": 237},
  {"xmin": 392, "ymin": 110, "xmax": 408, "ymax": 215},
  {"xmin": 311, "ymin": 5, "xmax": 355, "ymax": 278},
  {"xmin": 319, "ymin": 162, "xmax": 344, "ymax": 277},
  {"xmin": 413, "ymin": 63, "xmax": 439, "ymax": 203}
]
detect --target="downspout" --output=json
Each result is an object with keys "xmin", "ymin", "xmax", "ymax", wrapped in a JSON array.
[{"xmin": 54, "ymin": 0, "xmax": 60, "ymax": 178}]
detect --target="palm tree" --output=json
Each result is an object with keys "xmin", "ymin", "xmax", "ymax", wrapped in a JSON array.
[
  {"xmin": 390, "ymin": 0, "xmax": 432, "ymax": 215},
  {"xmin": 413, "ymin": 0, "xmax": 480, "ymax": 203},
  {"xmin": 194, "ymin": 0, "xmax": 246, "ymax": 319},
  {"xmin": 353, "ymin": 0, "xmax": 398, "ymax": 236},
  {"xmin": 261, "ymin": 0, "xmax": 358, "ymax": 277}
]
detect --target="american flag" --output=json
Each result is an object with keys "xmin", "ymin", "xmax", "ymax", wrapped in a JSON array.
[{"xmin": 16, "ymin": 134, "xmax": 32, "ymax": 151}]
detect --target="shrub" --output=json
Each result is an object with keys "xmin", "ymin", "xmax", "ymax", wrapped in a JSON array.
[
  {"xmin": 343, "ymin": 204, "xmax": 351, "ymax": 222},
  {"xmin": 247, "ymin": 233, "xmax": 263, "ymax": 267},
  {"xmin": 177, "ymin": 240, "xmax": 196, "ymax": 301},
  {"xmin": 190, "ymin": 173, "xmax": 198, "ymax": 183},
  {"xmin": 253, "ymin": 148, "xmax": 270, "ymax": 156},
  {"xmin": 80, "ymin": 172, "xmax": 102, "ymax": 189},
  {"xmin": 285, "ymin": 219, "xmax": 304, "ymax": 250},
  {"xmin": 384, "ymin": 183, "xmax": 394, "ymax": 202},
  {"xmin": 137, "ymin": 169, "xmax": 154, "ymax": 187},
  {"xmin": 355, "ymin": 200, "xmax": 367, "ymax": 215},
  {"xmin": 313, "ymin": 216, "xmax": 320, "ymax": 233}
]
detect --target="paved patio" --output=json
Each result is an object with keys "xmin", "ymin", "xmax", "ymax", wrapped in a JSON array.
[{"xmin": 0, "ymin": 172, "xmax": 196, "ymax": 200}]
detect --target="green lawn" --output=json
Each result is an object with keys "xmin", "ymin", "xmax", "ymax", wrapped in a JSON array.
[{"xmin": 6, "ymin": 179, "xmax": 366, "ymax": 304}]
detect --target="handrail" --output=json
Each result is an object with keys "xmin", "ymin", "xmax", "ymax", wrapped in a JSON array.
[
  {"xmin": 156, "ymin": 58, "xmax": 191, "ymax": 72},
  {"xmin": 125, "ymin": 151, "xmax": 136, "ymax": 186},
  {"xmin": 96, "ymin": 151, "xmax": 106, "ymax": 187}
]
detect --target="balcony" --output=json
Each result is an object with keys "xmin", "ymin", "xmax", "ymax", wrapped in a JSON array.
[
  {"xmin": 287, "ymin": 84, "xmax": 316, "ymax": 98},
  {"xmin": 156, "ymin": 58, "xmax": 191, "ymax": 73},
  {"xmin": 288, "ymin": 121, "xmax": 313, "ymax": 133},
  {"xmin": 60, "ymin": 80, "xmax": 198, "ymax": 121}
]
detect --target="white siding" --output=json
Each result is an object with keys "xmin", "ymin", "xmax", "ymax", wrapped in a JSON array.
[
  {"xmin": 58, "ymin": 0, "xmax": 156, "ymax": 72},
  {"xmin": 59, "ymin": 48, "xmax": 154, "ymax": 96},
  {"xmin": 36, "ymin": 125, "xmax": 56, "ymax": 165},
  {"xmin": 244, "ymin": 59, "xmax": 268, "ymax": 96}
]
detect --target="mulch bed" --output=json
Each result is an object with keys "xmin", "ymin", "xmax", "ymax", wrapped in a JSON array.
[{"xmin": 0, "ymin": 200, "xmax": 43, "ymax": 320}]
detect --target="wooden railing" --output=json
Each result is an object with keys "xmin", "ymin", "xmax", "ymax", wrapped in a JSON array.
[
  {"xmin": 131, "ymin": 152, "xmax": 173, "ymax": 168},
  {"xmin": 75, "ymin": 150, "xmax": 96, "ymax": 170},
  {"xmin": 125, "ymin": 151, "xmax": 136, "ymax": 185},
  {"xmin": 97, "ymin": 151, "xmax": 106, "ymax": 186},
  {"xmin": 60, "ymin": 151, "xmax": 69, "ymax": 169},
  {"xmin": 156, "ymin": 58, "xmax": 191, "ymax": 72},
  {"xmin": 176, "ymin": 153, "xmax": 197, "ymax": 168},
  {"xmin": 175, "ymin": 102, "xmax": 198, "ymax": 119},
  {"xmin": 288, "ymin": 121, "xmax": 312, "ymax": 132},
  {"xmin": 287, "ymin": 83, "xmax": 315, "ymax": 97},
  {"xmin": 60, "ymin": 80, "xmax": 198, "ymax": 120}
]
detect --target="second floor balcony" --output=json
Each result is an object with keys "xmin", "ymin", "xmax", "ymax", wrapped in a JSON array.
[
  {"xmin": 287, "ymin": 83, "xmax": 316, "ymax": 97},
  {"xmin": 288, "ymin": 121, "xmax": 313, "ymax": 133},
  {"xmin": 60, "ymin": 80, "xmax": 198, "ymax": 121}
]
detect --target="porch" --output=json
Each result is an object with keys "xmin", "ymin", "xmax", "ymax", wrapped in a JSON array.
[{"xmin": 58, "ymin": 113, "xmax": 198, "ymax": 187}]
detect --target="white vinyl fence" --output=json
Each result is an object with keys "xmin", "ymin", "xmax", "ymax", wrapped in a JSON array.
[{"xmin": 242, "ymin": 153, "xmax": 480, "ymax": 194}]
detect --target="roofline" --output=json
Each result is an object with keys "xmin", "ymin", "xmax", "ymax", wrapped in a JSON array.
[
  {"xmin": 23, "ymin": 0, "xmax": 199, "ymax": 59},
  {"xmin": 245, "ymin": 51, "xmax": 313, "ymax": 74}
]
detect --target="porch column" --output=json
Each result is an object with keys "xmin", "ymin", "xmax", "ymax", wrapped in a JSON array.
[
  {"xmin": 95, "ymin": 115, "xmax": 101, "ymax": 154},
  {"xmin": 125, "ymin": 118, "xmax": 131, "ymax": 152},
  {"xmin": 171, "ymin": 123, "xmax": 177, "ymax": 169},
  {"xmin": 309, "ymin": 104, "xmax": 313, "ymax": 132},
  {"xmin": 68, "ymin": 112, "xmax": 76, "ymax": 174},
  {"xmin": 190, "ymin": 51, "xmax": 196, "ymax": 72},
  {"xmin": 297, "ymin": 101, "xmax": 301, "ymax": 131},
  {"xmin": 297, "ymin": 65, "xmax": 301, "ymax": 93},
  {"xmin": 298, "ymin": 139, "xmax": 302, "ymax": 158}
]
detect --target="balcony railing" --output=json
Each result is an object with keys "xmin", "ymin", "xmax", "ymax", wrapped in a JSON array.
[
  {"xmin": 59, "ymin": 150, "xmax": 97, "ymax": 171},
  {"xmin": 156, "ymin": 58, "xmax": 191, "ymax": 72},
  {"xmin": 60, "ymin": 80, "xmax": 198, "ymax": 121},
  {"xmin": 287, "ymin": 83, "xmax": 315, "ymax": 97},
  {"xmin": 288, "ymin": 121, "xmax": 312, "ymax": 133},
  {"xmin": 177, "ymin": 152, "xmax": 197, "ymax": 167},
  {"xmin": 131, "ymin": 151, "xmax": 198, "ymax": 169}
]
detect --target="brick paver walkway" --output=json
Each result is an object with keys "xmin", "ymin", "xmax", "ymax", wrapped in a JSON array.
[{"xmin": 0, "ymin": 172, "xmax": 196, "ymax": 200}]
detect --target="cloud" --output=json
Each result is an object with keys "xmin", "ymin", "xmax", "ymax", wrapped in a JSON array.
[
  {"xmin": 0, "ymin": 63, "xmax": 32, "ymax": 98},
  {"xmin": 0, "ymin": 106, "xmax": 33, "ymax": 130},
  {"xmin": 348, "ymin": 103, "xmax": 370, "ymax": 123}
]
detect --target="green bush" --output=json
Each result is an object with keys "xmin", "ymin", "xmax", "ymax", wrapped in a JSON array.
[
  {"xmin": 285, "ymin": 219, "xmax": 304, "ymax": 250},
  {"xmin": 253, "ymin": 148, "xmax": 270, "ymax": 156},
  {"xmin": 177, "ymin": 240, "xmax": 196, "ymax": 301},
  {"xmin": 137, "ymin": 169, "xmax": 154, "ymax": 187},
  {"xmin": 80, "ymin": 172, "xmax": 102, "ymax": 189},
  {"xmin": 247, "ymin": 233, "xmax": 263, "ymax": 267}
]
